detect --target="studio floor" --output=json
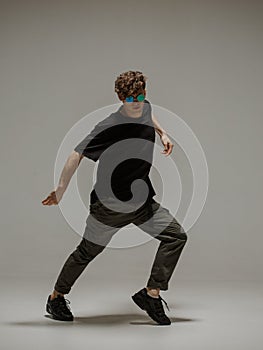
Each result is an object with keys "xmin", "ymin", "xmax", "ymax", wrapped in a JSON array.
[{"xmin": 1, "ymin": 277, "xmax": 262, "ymax": 350}]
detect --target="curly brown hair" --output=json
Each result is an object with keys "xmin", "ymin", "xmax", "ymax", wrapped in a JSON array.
[{"xmin": 114, "ymin": 70, "xmax": 148, "ymax": 100}]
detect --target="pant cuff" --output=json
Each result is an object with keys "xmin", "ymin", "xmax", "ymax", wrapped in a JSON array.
[
  {"xmin": 54, "ymin": 284, "xmax": 71, "ymax": 295},
  {"xmin": 146, "ymin": 280, "xmax": 168, "ymax": 291}
]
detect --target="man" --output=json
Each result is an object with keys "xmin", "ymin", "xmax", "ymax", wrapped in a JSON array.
[{"xmin": 42, "ymin": 71, "xmax": 188, "ymax": 325}]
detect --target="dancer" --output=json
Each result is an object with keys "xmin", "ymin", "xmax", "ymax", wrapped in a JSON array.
[{"xmin": 42, "ymin": 70, "xmax": 188, "ymax": 325}]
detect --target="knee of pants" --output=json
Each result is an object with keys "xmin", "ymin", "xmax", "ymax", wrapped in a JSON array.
[
  {"xmin": 169, "ymin": 219, "xmax": 187, "ymax": 241},
  {"xmin": 179, "ymin": 225, "xmax": 188, "ymax": 241},
  {"xmin": 173, "ymin": 231, "xmax": 188, "ymax": 241},
  {"xmin": 181, "ymin": 232, "xmax": 188, "ymax": 242},
  {"xmin": 172, "ymin": 225, "xmax": 188, "ymax": 242},
  {"xmin": 75, "ymin": 239, "xmax": 105, "ymax": 261}
]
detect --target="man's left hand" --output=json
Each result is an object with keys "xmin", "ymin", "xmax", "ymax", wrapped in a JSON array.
[{"xmin": 160, "ymin": 133, "xmax": 174, "ymax": 156}]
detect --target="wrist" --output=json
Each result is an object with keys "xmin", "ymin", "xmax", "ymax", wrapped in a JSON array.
[
  {"xmin": 158, "ymin": 129, "xmax": 167, "ymax": 137},
  {"xmin": 57, "ymin": 184, "xmax": 66, "ymax": 192}
]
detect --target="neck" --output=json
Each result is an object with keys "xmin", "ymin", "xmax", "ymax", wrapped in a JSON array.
[{"xmin": 120, "ymin": 106, "xmax": 143, "ymax": 118}]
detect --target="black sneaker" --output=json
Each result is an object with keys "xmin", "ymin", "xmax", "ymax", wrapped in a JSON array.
[
  {"xmin": 132, "ymin": 288, "xmax": 171, "ymax": 325},
  {"xmin": 46, "ymin": 294, "xmax": 74, "ymax": 321}
]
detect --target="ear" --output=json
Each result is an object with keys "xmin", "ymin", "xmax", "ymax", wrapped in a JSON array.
[{"xmin": 117, "ymin": 93, "xmax": 124, "ymax": 102}]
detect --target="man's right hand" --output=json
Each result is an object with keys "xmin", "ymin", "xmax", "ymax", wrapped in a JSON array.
[{"xmin": 42, "ymin": 187, "xmax": 64, "ymax": 206}]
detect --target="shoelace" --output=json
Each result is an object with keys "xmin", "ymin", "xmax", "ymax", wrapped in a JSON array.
[
  {"xmin": 52, "ymin": 296, "xmax": 71, "ymax": 312},
  {"xmin": 159, "ymin": 296, "xmax": 170, "ymax": 312},
  {"xmin": 150, "ymin": 295, "xmax": 170, "ymax": 315}
]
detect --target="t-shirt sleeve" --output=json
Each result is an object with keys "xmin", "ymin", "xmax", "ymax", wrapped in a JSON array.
[{"xmin": 74, "ymin": 121, "xmax": 110, "ymax": 162}]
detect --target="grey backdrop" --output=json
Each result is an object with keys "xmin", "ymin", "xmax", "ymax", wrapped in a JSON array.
[{"xmin": 1, "ymin": 0, "xmax": 262, "ymax": 285}]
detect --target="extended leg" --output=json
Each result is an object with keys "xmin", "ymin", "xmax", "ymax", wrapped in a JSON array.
[{"xmin": 53, "ymin": 212, "xmax": 121, "ymax": 294}]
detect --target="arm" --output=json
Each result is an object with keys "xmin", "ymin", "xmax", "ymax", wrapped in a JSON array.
[
  {"xmin": 42, "ymin": 150, "xmax": 84, "ymax": 206},
  {"xmin": 152, "ymin": 113, "xmax": 174, "ymax": 156},
  {"xmin": 56, "ymin": 150, "xmax": 84, "ymax": 191},
  {"xmin": 152, "ymin": 113, "xmax": 167, "ymax": 137}
]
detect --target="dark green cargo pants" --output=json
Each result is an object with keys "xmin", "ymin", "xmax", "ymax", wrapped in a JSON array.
[{"xmin": 54, "ymin": 197, "xmax": 188, "ymax": 294}]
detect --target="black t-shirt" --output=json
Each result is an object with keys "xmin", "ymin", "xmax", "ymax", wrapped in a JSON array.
[{"xmin": 74, "ymin": 99, "xmax": 156, "ymax": 204}]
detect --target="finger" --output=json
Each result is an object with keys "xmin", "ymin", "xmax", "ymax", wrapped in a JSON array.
[
  {"xmin": 42, "ymin": 197, "xmax": 51, "ymax": 204},
  {"xmin": 166, "ymin": 143, "xmax": 174, "ymax": 155},
  {"xmin": 42, "ymin": 192, "xmax": 53, "ymax": 201},
  {"xmin": 161, "ymin": 144, "xmax": 173, "ymax": 156},
  {"xmin": 162, "ymin": 143, "xmax": 168, "ymax": 152},
  {"xmin": 42, "ymin": 196, "xmax": 54, "ymax": 205},
  {"xmin": 42, "ymin": 198, "xmax": 49, "ymax": 204}
]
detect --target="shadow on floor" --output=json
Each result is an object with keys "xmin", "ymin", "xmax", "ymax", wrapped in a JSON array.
[{"xmin": 6, "ymin": 313, "xmax": 196, "ymax": 327}]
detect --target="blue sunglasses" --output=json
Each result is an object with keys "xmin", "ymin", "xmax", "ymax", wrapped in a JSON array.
[{"xmin": 125, "ymin": 93, "xmax": 145, "ymax": 102}]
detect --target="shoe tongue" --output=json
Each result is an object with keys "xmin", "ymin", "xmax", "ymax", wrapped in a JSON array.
[{"xmin": 55, "ymin": 294, "xmax": 64, "ymax": 299}]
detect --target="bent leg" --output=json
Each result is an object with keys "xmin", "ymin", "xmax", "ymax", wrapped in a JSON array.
[{"xmin": 133, "ymin": 199, "xmax": 188, "ymax": 291}]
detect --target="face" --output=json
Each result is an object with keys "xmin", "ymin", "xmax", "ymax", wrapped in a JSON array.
[{"xmin": 119, "ymin": 89, "xmax": 146, "ymax": 116}]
